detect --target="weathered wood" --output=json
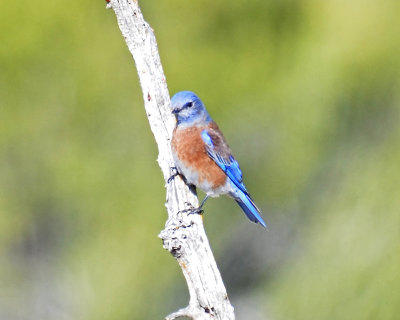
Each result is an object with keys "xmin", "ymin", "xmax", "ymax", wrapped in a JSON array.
[{"xmin": 106, "ymin": 1, "xmax": 235, "ymax": 319}]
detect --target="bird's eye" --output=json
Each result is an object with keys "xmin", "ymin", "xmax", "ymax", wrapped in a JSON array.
[{"xmin": 184, "ymin": 101, "xmax": 193, "ymax": 108}]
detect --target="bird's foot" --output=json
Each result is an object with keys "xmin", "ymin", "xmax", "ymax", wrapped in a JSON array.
[
  {"xmin": 188, "ymin": 207, "xmax": 204, "ymax": 215},
  {"xmin": 182, "ymin": 202, "xmax": 204, "ymax": 215},
  {"xmin": 167, "ymin": 167, "xmax": 179, "ymax": 183}
]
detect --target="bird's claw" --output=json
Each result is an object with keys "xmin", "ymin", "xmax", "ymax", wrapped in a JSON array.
[
  {"xmin": 167, "ymin": 167, "xmax": 179, "ymax": 183},
  {"xmin": 179, "ymin": 202, "xmax": 204, "ymax": 216},
  {"xmin": 188, "ymin": 208, "xmax": 204, "ymax": 215}
]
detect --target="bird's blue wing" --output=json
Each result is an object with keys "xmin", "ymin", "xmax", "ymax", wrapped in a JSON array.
[
  {"xmin": 201, "ymin": 128, "xmax": 266, "ymax": 228},
  {"xmin": 201, "ymin": 129, "xmax": 247, "ymax": 193}
]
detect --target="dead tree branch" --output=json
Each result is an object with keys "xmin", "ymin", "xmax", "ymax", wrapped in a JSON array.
[{"xmin": 106, "ymin": 1, "xmax": 235, "ymax": 319}]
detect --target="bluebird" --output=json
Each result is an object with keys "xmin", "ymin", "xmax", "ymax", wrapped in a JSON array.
[{"xmin": 170, "ymin": 91, "xmax": 266, "ymax": 228}]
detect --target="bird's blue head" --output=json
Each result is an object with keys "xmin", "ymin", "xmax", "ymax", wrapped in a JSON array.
[{"xmin": 171, "ymin": 91, "xmax": 212, "ymax": 126}]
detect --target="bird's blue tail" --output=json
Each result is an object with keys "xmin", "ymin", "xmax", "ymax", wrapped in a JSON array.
[{"xmin": 234, "ymin": 191, "xmax": 267, "ymax": 228}]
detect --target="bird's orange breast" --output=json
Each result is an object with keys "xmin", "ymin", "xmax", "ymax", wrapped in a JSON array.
[{"xmin": 172, "ymin": 125, "xmax": 227, "ymax": 188}]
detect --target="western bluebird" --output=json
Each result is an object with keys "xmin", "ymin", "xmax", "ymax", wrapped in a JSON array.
[{"xmin": 170, "ymin": 91, "xmax": 266, "ymax": 228}]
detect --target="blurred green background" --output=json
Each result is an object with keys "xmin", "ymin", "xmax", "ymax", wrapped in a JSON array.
[{"xmin": 1, "ymin": 0, "xmax": 400, "ymax": 319}]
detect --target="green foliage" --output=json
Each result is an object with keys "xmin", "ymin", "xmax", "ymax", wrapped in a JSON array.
[{"xmin": 1, "ymin": 0, "xmax": 399, "ymax": 319}]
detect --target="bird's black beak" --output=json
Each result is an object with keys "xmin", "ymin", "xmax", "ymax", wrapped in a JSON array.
[{"xmin": 172, "ymin": 108, "xmax": 180, "ymax": 114}]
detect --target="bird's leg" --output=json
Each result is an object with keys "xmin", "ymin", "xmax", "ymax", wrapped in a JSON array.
[
  {"xmin": 187, "ymin": 195, "xmax": 210, "ymax": 215},
  {"xmin": 198, "ymin": 195, "xmax": 209, "ymax": 211},
  {"xmin": 173, "ymin": 180, "xmax": 208, "ymax": 216},
  {"xmin": 167, "ymin": 167, "xmax": 180, "ymax": 183}
]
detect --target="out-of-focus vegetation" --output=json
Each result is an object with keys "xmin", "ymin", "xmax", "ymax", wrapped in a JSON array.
[{"xmin": 1, "ymin": 0, "xmax": 399, "ymax": 319}]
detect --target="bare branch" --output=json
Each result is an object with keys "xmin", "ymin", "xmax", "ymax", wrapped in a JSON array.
[{"xmin": 106, "ymin": 1, "xmax": 235, "ymax": 319}]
